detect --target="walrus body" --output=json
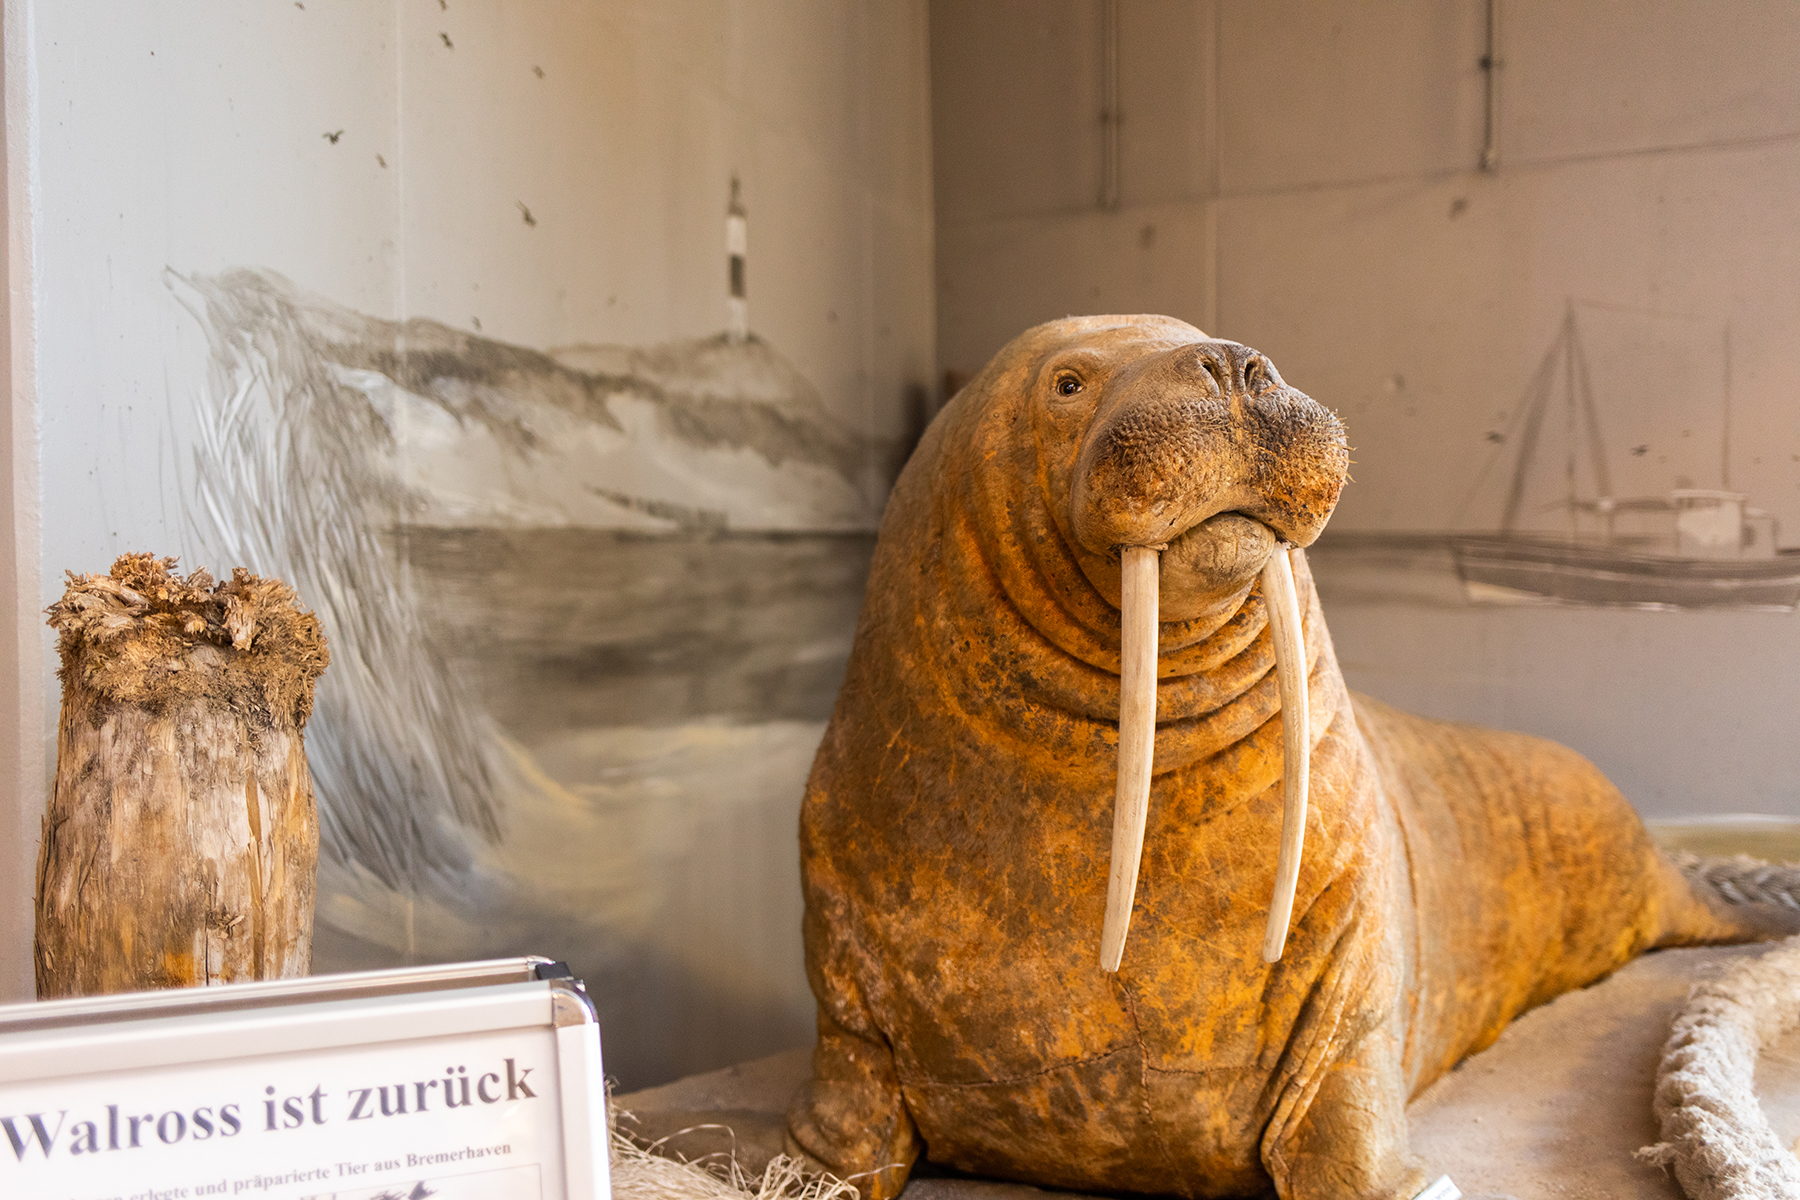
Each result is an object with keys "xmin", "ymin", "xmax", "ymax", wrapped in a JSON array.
[{"xmin": 787, "ymin": 316, "xmax": 1772, "ymax": 1200}]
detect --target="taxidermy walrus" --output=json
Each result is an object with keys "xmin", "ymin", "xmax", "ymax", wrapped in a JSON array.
[{"xmin": 786, "ymin": 314, "xmax": 1794, "ymax": 1200}]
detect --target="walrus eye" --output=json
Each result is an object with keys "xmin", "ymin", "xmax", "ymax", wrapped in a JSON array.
[{"xmin": 1055, "ymin": 374, "xmax": 1083, "ymax": 397}]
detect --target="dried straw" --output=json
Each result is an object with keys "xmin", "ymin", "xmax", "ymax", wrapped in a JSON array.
[{"xmin": 610, "ymin": 1118, "xmax": 858, "ymax": 1200}]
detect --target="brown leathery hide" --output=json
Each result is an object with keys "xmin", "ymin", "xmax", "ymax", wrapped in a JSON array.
[
  {"xmin": 785, "ymin": 316, "xmax": 1786, "ymax": 1200},
  {"xmin": 36, "ymin": 553, "xmax": 328, "ymax": 997}
]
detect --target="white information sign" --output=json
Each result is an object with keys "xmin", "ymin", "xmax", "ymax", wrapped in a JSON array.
[{"xmin": 0, "ymin": 960, "xmax": 610, "ymax": 1200}]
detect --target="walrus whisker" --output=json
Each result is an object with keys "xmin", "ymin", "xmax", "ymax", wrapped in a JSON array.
[
  {"xmin": 1100, "ymin": 543, "xmax": 1161, "ymax": 972},
  {"xmin": 1260, "ymin": 545, "xmax": 1310, "ymax": 963}
]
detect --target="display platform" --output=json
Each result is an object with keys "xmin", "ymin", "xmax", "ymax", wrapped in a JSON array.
[{"xmin": 615, "ymin": 943, "xmax": 1800, "ymax": 1199}]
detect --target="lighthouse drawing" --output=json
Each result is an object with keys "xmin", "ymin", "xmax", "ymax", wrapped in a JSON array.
[{"xmin": 726, "ymin": 176, "xmax": 748, "ymax": 342}]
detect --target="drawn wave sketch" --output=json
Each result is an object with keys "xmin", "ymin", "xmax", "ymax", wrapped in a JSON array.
[{"xmin": 174, "ymin": 267, "xmax": 896, "ymax": 1085}]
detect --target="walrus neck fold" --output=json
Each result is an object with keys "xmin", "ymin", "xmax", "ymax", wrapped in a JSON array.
[{"xmin": 1099, "ymin": 543, "xmax": 1313, "ymax": 971}]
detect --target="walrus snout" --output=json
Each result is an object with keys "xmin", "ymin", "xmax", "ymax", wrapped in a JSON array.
[
  {"xmin": 1073, "ymin": 339, "xmax": 1334, "ymax": 973},
  {"xmin": 1161, "ymin": 511, "xmax": 1280, "ymax": 604},
  {"xmin": 1068, "ymin": 339, "xmax": 1349, "ymax": 559}
]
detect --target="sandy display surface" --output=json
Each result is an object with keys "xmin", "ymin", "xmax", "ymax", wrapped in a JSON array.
[{"xmin": 617, "ymin": 942, "xmax": 1800, "ymax": 1199}]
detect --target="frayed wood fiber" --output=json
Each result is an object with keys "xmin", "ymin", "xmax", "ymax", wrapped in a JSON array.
[
  {"xmin": 48, "ymin": 551, "xmax": 328, "ymax": 726},
  {"xmin": 1638, "ymin": 934, "xmax": 1800, "ymax": 1199},
  {"xmin": 36, "ymin": 554, "xmax": 328, "ymax": 997}
]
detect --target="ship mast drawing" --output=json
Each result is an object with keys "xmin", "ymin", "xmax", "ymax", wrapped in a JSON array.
[{"xmin": 1452, "ymin": 303, "xmax": 1800, "ymax": 610}]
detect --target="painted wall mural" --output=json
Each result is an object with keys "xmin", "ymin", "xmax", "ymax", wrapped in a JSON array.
[
  {"xmin": 1447, "ymin": 303, "xmax": 1798, "ymax": 611},
  {"xmin": 177, "ymin": 267, "xmax": 901, "ymax": 1087},
  {"xmin": 1308, "ymin": 301, "xmax": 1800, "ymax": 615}
]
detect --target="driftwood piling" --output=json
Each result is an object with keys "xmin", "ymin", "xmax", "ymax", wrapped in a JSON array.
[{"xmin": 36, "ymin": 553, "xmax": 329, "ymax": 997}]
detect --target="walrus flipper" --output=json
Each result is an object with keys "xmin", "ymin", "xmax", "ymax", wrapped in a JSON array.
[
  {"xmin": 786, "ymin": 850, "xmax": 920, "ymax": 1198},
  {"xmin": 1259, "ymin": 903, "xmax": 1434, "ymax": 1200},
  {"xmin": 1262, "ymin": 1018, "xmax": 1432, "ymax": 1200},
  {"xmin": 785, "ymin": 1010, "xmax": 919, "ymax": 1200}
]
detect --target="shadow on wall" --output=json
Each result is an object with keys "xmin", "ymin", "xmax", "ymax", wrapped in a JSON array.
[{"xmin": 174, "ymin": 268, "xmax": 903, "ymax": 1087}]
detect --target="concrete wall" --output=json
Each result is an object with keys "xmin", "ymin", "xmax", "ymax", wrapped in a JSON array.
[
  {"xmin": 35, "ymin": 1, "xmax": 932, "ymax": 573},
  {"xmin": 933, "ymin": 0, "xmax": 1800, "ymax": 821},
  {"xmin": 2, "ymin": 0, "xmax": 934, "ymax": 1091},
  {"xmin": 934, "ymin": 0, "xmax": 1221, "ymax": 369}
]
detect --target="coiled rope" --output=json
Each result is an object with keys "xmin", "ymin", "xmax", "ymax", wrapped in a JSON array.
[
  {"xmin": 1672, "ymin": 851, "xmax": 1800, "ymax": 911},
  {"xmin": 1636, "ymin": 853, "xmax": 1800, "ymax": 1200}
]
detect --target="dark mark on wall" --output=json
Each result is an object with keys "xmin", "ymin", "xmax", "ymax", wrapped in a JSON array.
[
  {"xmin": 323, "ymin": 130, "xmax": 344, "ymax": 144},
  {"xmin": 440, "ymin": 32, "xmax": 453, "ymax": 49},
  {"xmin": 376, "ymin": 154, "xmax": 387, "ymax": 168},
  {"xmin": 472, "ymin": 316, "xmax": 482, "ymax": 331},
  {"xmin": 533, "ymin": 65, "xmax": 545, "ymax": 79},
  {"xmin": 517, "ymin": 202, "xmax": 537, "ymax": 227}
]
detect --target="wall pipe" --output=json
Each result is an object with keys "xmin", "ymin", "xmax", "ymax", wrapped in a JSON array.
[
  {"xmin": 1480, "ymin": 0, "xmax": 1502, "ymax": 171},
  {"xmin": 1098, "ymin": 0, "xmax": 1121, "ymax": 210}
]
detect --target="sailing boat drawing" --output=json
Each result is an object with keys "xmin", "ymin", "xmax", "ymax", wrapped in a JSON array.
[{"xmin": 1451, "ymin": 304, "xmax": 1800, "ymax": 610}]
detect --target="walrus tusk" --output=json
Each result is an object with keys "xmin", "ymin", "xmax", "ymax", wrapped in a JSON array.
[
  {"xmin": 1260, "ymin": 546, "xmax": 1310, "ymax": 963},
  {"xmin": 1100, "ymin": 544, "xmax": 1160, "ymax": 972}
]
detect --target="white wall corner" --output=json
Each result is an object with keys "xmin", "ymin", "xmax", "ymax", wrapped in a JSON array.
[{"xmin": 1, "ymin": 0, "xmax": 43, "ymax": 1004}]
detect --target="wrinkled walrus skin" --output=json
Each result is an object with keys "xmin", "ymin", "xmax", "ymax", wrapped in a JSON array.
[{"xmin": 786, "ymin": 315, "xmax": 1789, "ymax": 1200}]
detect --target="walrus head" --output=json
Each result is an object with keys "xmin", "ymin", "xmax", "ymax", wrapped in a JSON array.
[
  {"xmin": 972, "ymin": 315, "xmax": 1350, "ymax": 970},
  {"xmin": 1028, "ymin": 322, "xmax": 1349, "ymax": 619}
]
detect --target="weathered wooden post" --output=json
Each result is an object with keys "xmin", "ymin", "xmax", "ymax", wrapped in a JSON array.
[{"xmin": 36, "ymin": 553, "xmax": 329, "ymax": 997}]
